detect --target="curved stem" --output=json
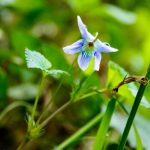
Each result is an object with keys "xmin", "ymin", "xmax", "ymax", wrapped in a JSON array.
[
  {"xmin": 0, "ymin": 101, "xmax": 32, "ymax": 122},
  {"xmin": 40, "ymin": 100, "xmax": 72, "ymax": 128},
  {"xmin": 37, "ymin": 58, "xmax": 77, "ymax": 124},
  {"xmin": 75, "ymin": 89, "xmax": 107, "ymax": 101},
  {"xmin": 36, "ymin": 79, "xmax": 63, "ymax": 124},
  {"xmin": 40, "ymin": 88, "xmax": 108, "ymax": 128},
  {"xmin": 16, "ymin": 136, "xmax": 29, "ymax": 150},
  {"xmin": 117, "ymin": 64, "xmax": 150, "ymax": 150}
]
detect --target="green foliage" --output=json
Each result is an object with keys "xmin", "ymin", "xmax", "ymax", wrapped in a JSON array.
[
  {"xmin": 107, "ymin": 61, "xmax": 150, "ymax": 108},
  {"xmin": 27, "ymin": 114, "xmax": 43, "ymax": 139},
  {"xmin": 0, "ymin": 0, "xmax": 150, "ymax": 149},
  {"xmin": 25, "ymin": 48, "xmax": 69, "ymax": 78},
  {"xmin": 45, "ymin": 69, "xmax": 69, "ymax": 78},
  {"xmin": 0, "ymin": 68, "xmax": 8, "ymax": 107},
  {"xmin": 25, "ymin": 48, "xmax": 52, "ymax": 70},
  {"xmin": 92, "ymin": 98, "xmax": 116, "ymax": 150},
  {"xmin": 133, "ymin": 126, "xmax": 143, "ymax": 150}
]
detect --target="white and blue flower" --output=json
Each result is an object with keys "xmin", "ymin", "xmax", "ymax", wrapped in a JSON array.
[{"xmin": 63, "ymin": 16, "xmax": 118, "ymax": 71}]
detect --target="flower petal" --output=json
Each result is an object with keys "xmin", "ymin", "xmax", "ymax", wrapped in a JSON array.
[
  {"xmin": 94, "ymin": 52, "xmax": 101, "ymax": 71},
  {"xmin": 77, "ymin": 16, "xmax": 94, "ymax": 42},
  {"xmin": 63, "ymin": 39, "xmax": 84, "ymax": 54},
  {"xmin": 94, "ymin": 39, "xmax": 118, "ymax": 53},
  {"xmin": 78, "ymin": 51, "xmax": 92, "ymax": 71}
]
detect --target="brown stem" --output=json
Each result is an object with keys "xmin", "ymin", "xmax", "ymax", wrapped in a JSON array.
[{"xmin": 113, "ymin": 75, "xmax": 148, "ymax": 92}]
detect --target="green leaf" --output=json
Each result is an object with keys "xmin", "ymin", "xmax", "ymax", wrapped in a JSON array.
[
  {"xmin": 25, "ymin": 48, "xmax": 52, "ymax": 71},
  {"xmin": 56, "ymin": 113, "xmax": 103, "ymax": 150},
  {"xmin": 111, "ymin": 112, "xmax": 149, "ymax": 149},
  {"xmin": 133, "ymin": 125, "xmax": 143, "ymax": 150},
  {"xmin": 92, "ymin": 98, "xmax": 116, "ymax": 150},
  {"xmin": 45, "ymin": 69, "xmax": 69, "ymax": 78},
  {"xmin": 107, "ymin": 61, "xmax": 150, "ymax": 108}
]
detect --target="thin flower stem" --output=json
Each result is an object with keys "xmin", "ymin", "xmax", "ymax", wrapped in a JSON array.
[
  {"xmin": 16, "ymin": 135, "xmax": 29, "ymax": 150},
  {"xmin": 31, "ymin": 73, "xmax": 45, "ymax": 123},
  {"xmin": 117, "ymin": 64, "xmax": 150, "ymax": 150},
  {"xmin": 37, "ymin": 58, "xmax": 77, "ymax": 124},
  {"xmin": 55, "ymin": 113, "xmax": 103, "ymax": 150},
  {"xmin": 36, "ymin": 79, "xmax": 63, "ymax": 124},
  {"xmin": 40, "ymin": 88, "xmax": 108, "ymax": 128},
  {"xmin": 75, "ymin": 89, "xmax": 107, "ymax": 101},
  {"xmin": 40, "ymin": 100, "xmax": 72, "ymax": 128}
]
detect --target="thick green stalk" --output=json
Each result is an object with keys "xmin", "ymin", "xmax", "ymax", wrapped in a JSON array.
[
  {"xmin": 55, "ymin": 113, "xmax": 103, "ymax": 150},
  {"xmin": 117, "ymin": 64, "xmax": 150, "ymax": 150},
  {"xmin": 92, "ymin": 97, "xmax": 116, "ymax": 150}
]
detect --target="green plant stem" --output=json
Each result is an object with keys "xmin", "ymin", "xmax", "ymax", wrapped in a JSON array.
[
  {"xmin": 92, "ymin": 97, "xmax": 116, "ymax": 150},
  {"xmin": 36, "ymin": 79, "xmax": 63, "ymax": 124},
  {"xmin": 31, "ymin": 73, "xmax": 45, "ymax": 123},
  {"xmin": 40, "ymin": 100, "xmax": 72, "ymax": 128},
  {"xmin": 39, "ymin": 72, "xmax": 94, "ymax": 127},
  {"xmin": 56, "ymin": 113, "xmax": 103, "ymax": 150},
  {"xmin": 117, "ymin": 100, "xmax": 143, "ymax": 150},
  {"xmin": 117, "ymin": 64, "xmax": 150, "ymax": 150},
  {"xmin": 37, "ymin": 58, "xmax": 77, "ymax": 124},
  {"xmin": 75, "ymin": 89, "xmax": 107, "ymax": 101},
  {"xmin": 17, "ymin": 136, "xmax": 29, "ymax": 150},
  {"xmin": 40, "ymin": 88, "xmax": 107, "ymax": 128},
  {"xmin": 0, "ymin": 101, "xmax": 32, "ymax": 122}
]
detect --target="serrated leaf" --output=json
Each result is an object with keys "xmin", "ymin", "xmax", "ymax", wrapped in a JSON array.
[
  {"xmin": 107, "ymin": 61, "xmax": 150, "ymax": 108},
  {"xmin": 25, "ymin": 48, "xmax": 52, "ymax": 70},
  {"xmin": 45, "ymin": 69, "xmax": 69, "ymax": 78}
]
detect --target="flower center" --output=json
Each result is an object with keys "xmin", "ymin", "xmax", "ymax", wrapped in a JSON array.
[
  {"xmin": 85, "ymin": 42, "xmax": 94, "ymax": 52},
  {"xmin": 88, "ymin": 42, "xmax": 93, "ymax": 47},
  {"xmin": 82, "ymin": 32, "xmax": 99, "ymax": 54}
]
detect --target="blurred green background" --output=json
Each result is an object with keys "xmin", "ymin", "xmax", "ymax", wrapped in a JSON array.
[{"xmin": 0, "ymin": 0, "xmax": 150, "ymax": 149}]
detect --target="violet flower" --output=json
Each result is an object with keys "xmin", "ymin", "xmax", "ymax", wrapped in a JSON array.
[{"xmin": 63, "ymin": 16, "xmax": 118, "ymax": 71}]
